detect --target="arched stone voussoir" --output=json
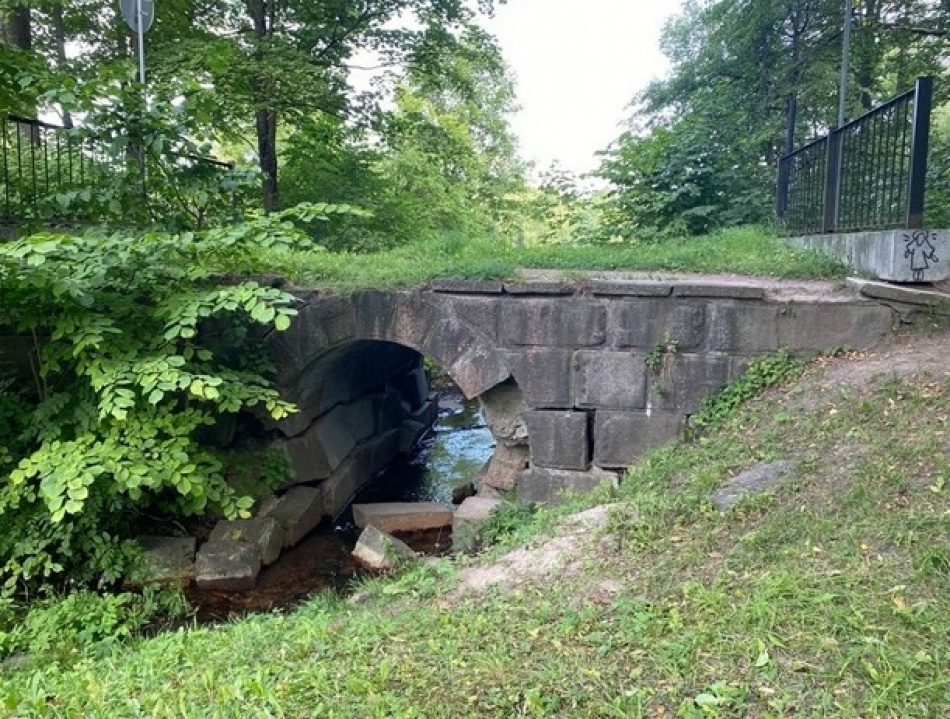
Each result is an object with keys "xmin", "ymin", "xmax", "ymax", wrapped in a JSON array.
[
  {"xmin": 267, "ymin": 292, "xmax": 358, "ymax": 383},
  {"xmin": 421, "ymin": 317, "xmax": 511, "ymax": 398}
]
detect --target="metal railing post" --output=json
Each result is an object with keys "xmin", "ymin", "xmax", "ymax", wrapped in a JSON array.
[
  {"xmin": 776, "ymin": 155, "xmax": 790, "ymax": 221},
  {"xmin": 823, "ymin": 129, "xmax": 842, "ymax": 233},
  {"xmin": 906, "ymin": 75, "xmax": 933, "ymax": 229}
]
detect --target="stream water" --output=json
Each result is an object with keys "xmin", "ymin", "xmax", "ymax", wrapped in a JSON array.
[{"xmin": 186, "ymin": 389, "xmax": 494, "ymax": 621}]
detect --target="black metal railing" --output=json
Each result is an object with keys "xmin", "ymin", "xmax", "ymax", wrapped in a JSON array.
[
  {"xmin": 777, "ymin": 76, "xmax": 933, "ymax": 235},
  {"xmin": 1, "ymin": 114, "xmax": 236, "ymax": 229}
]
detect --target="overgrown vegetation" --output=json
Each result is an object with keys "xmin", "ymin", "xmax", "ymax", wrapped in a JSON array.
[
  {"xmin": 0, "ymin": 206, "xmax": 374, "ymax": 594},
  {"xmin": 2, "ymin": 334, "xmax": 949, "ymax": 716}
]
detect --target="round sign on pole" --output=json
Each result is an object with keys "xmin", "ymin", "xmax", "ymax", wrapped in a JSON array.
[{"xmin": 119, "ymin": 0, "xmax": 155, "ymax": 34}]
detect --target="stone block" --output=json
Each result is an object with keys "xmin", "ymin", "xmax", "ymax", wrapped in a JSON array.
[
  {"xmin": 399, "ymin": 419, "xmax": 428, "ymax": 454},
  {"xmin": 479, "ymin": 380, "xmax": 529, "ymax": 445},
  {"xmin": 352, "ymin": 525, "xmax": 418, "ymax": 570},
  {"xmin": 574, "ymin": 351, "xmax": 647, "ymax": 410},
  {"xmin": 266, "ymin": 295, "xmax": 356, "ymax": 381},
  {"xmin": 319, "ymin": 430, "xmax": 380, "ymax": 519},
  {"xmin": 589, "ymin": 280, "xmax": 672, "ymax": 297},
  {"xmin": 525, "ymin": 410, "xmax": 590, "ymax": 470},
  {"xmin": 354, "ymin": 290, "xmax": 437, "ymax": 350},
  {"xmin": 705, "ymin": 302, "xmax": 780, "ymax": 352},
  {"xmin": 393, "ymin": 366, "xmax": 429, "ymax": 411},
  {"xmin": 370, "ymin": 428, "xmax": 402, "ymax": 474},
  {"xmin": 593, "ymin": 411, "xmax": 684, "ymax": 467},
  {"xmin": 648, "ymin": 354, "xmax": 733, "ymax": 413},
  {"xmin": 429, "ymin": 279, "xmax": 504, "ymax": 294},
  {"xmin": 344, "ymin": 396, "xmax": 377, "ymax": 443},
  {"xmin": 352, "ymin": 502, "xmax": 454, "ymax": 533},
  {"xmin": 131, "ymin": 536, "xmax": 196, "ymax": 586},
  {"xmin": 848, "ymin": 277, "xmax": 950, "ymax": 311},
  {"xmin": 500, "ymin": 299, "xmax": 607, "ymax": 348},
  {"xmin": 610, "ymin": 300, "xmax": 707, "ymax": 351},
  {"xmin": 477, "ymin": 444, "xmax": 529, "ymax": 491},
  {"xmin": 503, "ymin": 282, "xmax": 576, "ymax": 295},
  {"xmin": 277, "ymin": 404, "xmax": 356, "ymax": 483},
  {"xmin": 260, "ymin": 486, "xmax": 323, "ymax": 547},
  {"xmin": 500, "ymin": 349, "xmax": 573, "ymax": 409},
  {"xmin": 453, "ymin": 497, "xmax": 503, "ymax": 552},
  {"xmin": 438, "ymin": 296, "xmax": 501, "ymax": 341},
  {"xmin": 672, "ymin": 282, "xmax": 766, "ymax": 299},
  {"xmin": 517, "ymin": 467, "xmax": 616, "ymax": 504},
  {"xmin": 777, "ymin": 302, "xmax": 895, "ymax": 353},
  {"xmin": 375, "ymin": 388, "xmax": 407, "ymax": 434},
  {"xmin": 789, "ymin": 229, "xmax": 950, "ymax": 283},
  {"xmin": 209, "ymin": 518, "xmax": 283, "ymax": 566},
  {"xmin": 195, "ymin": 539, "xmax": 261, "ymax": 591}
]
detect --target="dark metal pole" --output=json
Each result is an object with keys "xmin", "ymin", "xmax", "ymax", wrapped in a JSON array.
[{"xmin": 906, "ymin": 76, "xmax": 933, "ymax": 229}]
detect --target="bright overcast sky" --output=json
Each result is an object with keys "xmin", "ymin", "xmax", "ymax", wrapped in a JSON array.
[{"xmin": 482, "ymin": 0, "xmax": 683, "ymax": 177}]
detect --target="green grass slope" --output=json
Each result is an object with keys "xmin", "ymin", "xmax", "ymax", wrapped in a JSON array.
[{"xmin": 2, "ymin": 333, "xmax": 949, "ymax": 717}]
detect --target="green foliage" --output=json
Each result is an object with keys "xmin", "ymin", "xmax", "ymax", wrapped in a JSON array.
[
  {"xmin": 0, "ymin": 206, "xmax": 378, "ymax": 592},
  {"xmin": 688, "ymin": 349, "xmax": 806, "ymax": 437},
  {"xmin": 0, "ymin": 587, "xmax": 188, "ymax": 663},
  {"xmin": 480, "ymin": 500, "xmax": 538, "ymax": 546}
]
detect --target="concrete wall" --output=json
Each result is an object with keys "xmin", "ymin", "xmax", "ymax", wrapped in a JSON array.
[{"xmin": 269, "ymin": 276, "xmax": 903, "ymax": 504}]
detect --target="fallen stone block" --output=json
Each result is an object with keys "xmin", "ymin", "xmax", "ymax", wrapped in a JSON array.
[
  {"xmin": 209, "ymin": 517, "xmax": 283, "ymax": 566},
  {"xmin": 352, "ymin": 502, "xmax": 453, "ymax": 533},
  {"xmin": 352, "ymin": 525, "xmax": 418, "ymax": 570},
  {"xmin": 710, "ymin": 460, "xmax": 794, "ymax": 511},
  {"xmin": 130, "ymin": 536, "xmax": 196, "ymax": 587},
  {"xmin": 259, "ymin": 486, "xmax": 323, "ymax": 547},
  {"xmin": 453, "ymin": 497, "xmax": 503, "ymax": 552},
  {"xmin": 195, "ymin": 539, "xmax": 261, "ymax": 591}
]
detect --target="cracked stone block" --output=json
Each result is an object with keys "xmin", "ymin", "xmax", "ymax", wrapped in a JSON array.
[{"xmin": 500, "ymin": 299, "xmax": 607, "ymax": 347}]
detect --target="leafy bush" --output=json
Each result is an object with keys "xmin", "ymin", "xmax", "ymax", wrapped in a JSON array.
[{"xmin": 0, "ymin": 204, "xmax": 345, "ymax": 594}]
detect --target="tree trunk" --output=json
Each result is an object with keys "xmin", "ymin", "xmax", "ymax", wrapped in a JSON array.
[
  {"xmin": 248, "ymin": 0, "xmax": 279, "ymax": 212},
  {"xmin": 0, "ymin": 4, "xmax": 31, "ymax": 50},
  {"xmin": 52, "ymin": 3, "xmax": 73, "ymax": 128}
]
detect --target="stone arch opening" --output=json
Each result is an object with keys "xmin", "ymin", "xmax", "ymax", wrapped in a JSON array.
[{"xmin": 271, "ymin": 333, "xmax": 528, "ymax": 521}]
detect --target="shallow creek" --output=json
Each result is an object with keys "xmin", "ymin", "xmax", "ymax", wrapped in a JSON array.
[{"xmin": 185, "ymin": 389, "xmax": 494, "ymax": 621}]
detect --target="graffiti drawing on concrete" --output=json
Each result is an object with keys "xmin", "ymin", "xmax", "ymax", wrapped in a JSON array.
[{"xmin": 904, "ymin": 230, "xmax": 939, "ymax": 281}]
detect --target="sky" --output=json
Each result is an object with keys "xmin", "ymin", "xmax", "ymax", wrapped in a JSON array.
[{"xmin": 482, "ymin": 0, "xmax": 683, "ymax": 178}]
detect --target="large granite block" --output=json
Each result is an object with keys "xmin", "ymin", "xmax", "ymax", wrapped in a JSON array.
[
  {"xmin": 648, "ymin": 354, "xmax": 734, "ymax": 413},
  {"xmin": 209, "ymin": 518, "xmax": 283, "ymax": 566},
  {"xmin": 777, "ymin": 302, "xmax": 895, "ymax": 353},
  {"xmin": 500, "ymin": 299, "xmax": 607, "ymax": 348},
  {"xmin": 517, "ymin": 467, "xmax": 616, "ymax": 504},
  {"xmin": 609, "ymin": 299, "xmax": 707, "ymax": 351},
  {"xmin": 705, "ymin": 302, "xmax": 781, "ymax": 352},
  {"xmin": 277, "ymin": 404, "xmax": 356, "ymax": 483},
  {"xmin": 525, "ymin": 410, "xmax": 590, "ymax": 470},
  {"xmin": 260, "ymin": 486, "xmax": 323, "ymax": 547},
  {"xmin": 593, "ymin": 411, "xmax": 684, "ymax": 467},
  {"xmin": 500, "ymin": 349, "xmax": 573, "ymax": 408},
  {"xmin": 574, "ymin": 351, "xmax": 647, "ymax": 409},
  {"xmin": 352, "ymin": 502, "xmax": 454, "ymax": 533}
]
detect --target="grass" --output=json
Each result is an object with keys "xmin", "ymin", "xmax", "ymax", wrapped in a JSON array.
[
  {"xmin": 3, "ymin": 341, "xmax": 949, "ymax": 716},
  {"xmin": 254, "ymin": 225, "xmax": 850, "ymax": 293}
]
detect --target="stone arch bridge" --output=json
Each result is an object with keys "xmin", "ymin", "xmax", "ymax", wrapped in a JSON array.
[{"xmin": 265, "ymin": 274, "xmax": 922, "ymax": 519}]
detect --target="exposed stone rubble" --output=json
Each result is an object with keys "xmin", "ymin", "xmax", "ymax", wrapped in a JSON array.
[
  {"xmin": 195, "ymin": 540, "xmax": 262, "ymax": 591},
  {"xmin": 209, "ymin": 517, "xmax": 283, "ymax": 566},
  {"xmin": 352, "ymin": 525, "xmax": 418, "ymax": 570},
  {"xmin": 710, "ymin": 460, "xmax": 795, "ymax": 511}
]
